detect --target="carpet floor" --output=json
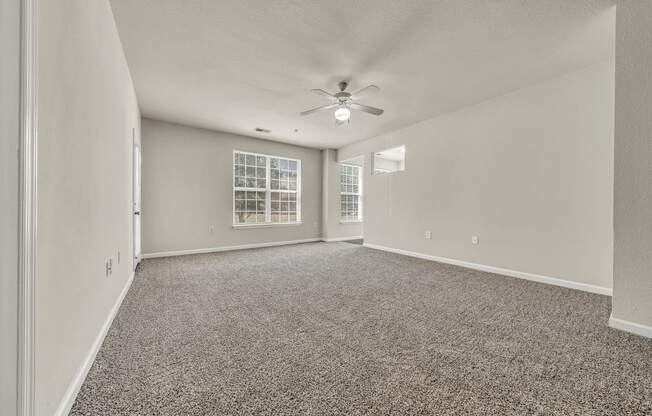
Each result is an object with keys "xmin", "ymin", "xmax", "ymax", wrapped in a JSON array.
[{"xmin": 70, "ymin": 242, "xmax": 651, "ymax": 415}]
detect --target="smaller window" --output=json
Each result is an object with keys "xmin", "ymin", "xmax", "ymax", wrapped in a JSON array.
[
  {"xmin": 340, "ymin": 164, "xmax": 362, "ymax": 222},
  {"xmin": 373, "ymin": 145, "xmax": 405, "ymax": 174}
]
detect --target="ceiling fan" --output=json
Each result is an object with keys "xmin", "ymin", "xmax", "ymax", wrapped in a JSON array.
[{"xmin": 300, "ymin": 81, "xmax": 384, "ymax": 124}]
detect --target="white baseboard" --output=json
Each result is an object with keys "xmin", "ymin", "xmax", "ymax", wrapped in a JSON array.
[
  {"xmin": 54, "ymin": 271, "xmax": 135, "ymax": 416},
  {"xmin": 321, "ymin": 236, "xmax": 363, "ymax": 242},
  {"xmin": 608, "ymin": 315, "xmax": 652, "ymax": 339},
  {"xmin": 142, "ymin": 238, "xmax": 321, "ymax": 259},
  {"xmin": 363, "ymin": 243, "xmax": 612, "ymax": 296}
]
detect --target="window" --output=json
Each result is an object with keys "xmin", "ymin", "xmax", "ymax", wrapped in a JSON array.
[
  {"xmin": 233, "ymin": 151, "xmax": 301, "ymax": 225},
  {"xmin": 340, "ymin": 164, "xmax": 362, "ymax": 222},
  {"xmin": 373, "ymin": 145, "xmax": 405, "ymax": 174}
]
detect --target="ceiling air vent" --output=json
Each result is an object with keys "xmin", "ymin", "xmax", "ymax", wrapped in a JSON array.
[{"xmin": 255, "ymin": 127, "xmax": 271, "ymax": 133}]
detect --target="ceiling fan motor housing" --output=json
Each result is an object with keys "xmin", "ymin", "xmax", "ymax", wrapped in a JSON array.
[{"xmin": 334, "ymin": 91, "xmax": 352, "ymax": 105}]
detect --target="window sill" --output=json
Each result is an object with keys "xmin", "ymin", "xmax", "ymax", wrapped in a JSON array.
[
  {"xmin": 340, "ymin": 220, "xmax": 363, "ymax": 224},
  {"xmin": 232, "ymin": 222, "xmax": 303, "ymax": 229}
]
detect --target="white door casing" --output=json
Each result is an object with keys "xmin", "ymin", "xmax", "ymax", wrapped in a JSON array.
[{"xmin": 133, "ymin": 133, "xmax": 141, "ymax": 268}]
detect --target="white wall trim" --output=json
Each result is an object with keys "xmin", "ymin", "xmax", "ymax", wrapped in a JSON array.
[
  {"xmin": 363, "ymin": 243, "xmax": 612, "ymax": 296},
  {"xmin": 321, "ymin": 236, "xmax": 363, "ymax": 242},
  {"xmin": 142, "ymin": 238, "xmax": 321, "ymax": 259},
  {"xmin": 608, "ymin": 315, "xmax": 652, "ymax": 339},
  {"xmin": 54, "ymin": 271, "xmax": 135, "ymax": 416},
  {"xmin": 18, "ymin": 0, "xmax": 38, "ymax": 414}
]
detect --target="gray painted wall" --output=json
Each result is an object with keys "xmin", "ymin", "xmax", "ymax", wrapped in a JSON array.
[
  {"xmin": 612, "ymin": 0, "xmax": 652, "ymax": 329},
  {"xmin": 321, "ymin": 149, "xmax": 363, "ymax": 241},
  {"xmin": 1, "ymin": 0, "xmax": 20, "ymax": 414},
  {"xmin": 339, "ymin": 62, "xmax": 615, "ymax": 290},
  {"xmin": 141, "ymin": 118, "xmax": 322, "ymax": 254},
  {"xmin": 36, "ymin": 1, "xmax": 141, "ymax": 414}
]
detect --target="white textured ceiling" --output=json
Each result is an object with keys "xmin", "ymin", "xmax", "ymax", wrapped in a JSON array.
[{"xmin": 110, "ymin": 0, "xmax": 615, "ymax": 149}]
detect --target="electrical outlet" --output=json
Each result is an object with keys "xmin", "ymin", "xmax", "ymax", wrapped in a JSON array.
[
  {"xmin": 117, "ymin": 250, "xmax": 121, "ymax": 264},
  {"xmin": 209, "ymin": 225, "xmax": 215, "ymax": 234},
  {"xmin": 105, "ymin": 259, "xmax": 113, "ymax": 277},
  {"xmin": 471, "ymin": 235, "xmax": 479, "ymax": 245},
  {"xmin": 425, "ymin": 230, "xmax": 432, "ymax": 240}
]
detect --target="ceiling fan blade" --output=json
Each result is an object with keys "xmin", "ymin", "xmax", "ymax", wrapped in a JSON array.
[
  {"xmin": 311, "ymin": 89, "xmax": 335, "ymax": 99},
  {"xmin": 350, "ymin": 102, "xmax": 384, "ymax": 116},
  {"xmin": 350, "ymin": 84, "xmax": 380, "ymax": 98},
  {"xmin": 300, "ymin": 103, "xmax": 337, "ymax": 116}
]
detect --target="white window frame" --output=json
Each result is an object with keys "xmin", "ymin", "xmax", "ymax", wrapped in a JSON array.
[
  {"xmin": 233, "ymin": 150, "xmax": 302, "ymax": 228},
  {"xmin": 339, "ymin": 163, "xmax": 363, "ymax": 223}
]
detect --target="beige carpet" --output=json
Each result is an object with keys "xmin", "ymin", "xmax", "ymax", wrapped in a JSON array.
[{"xmin": 70, "ymin": 242, "xmax": 651, "ymax": 415}]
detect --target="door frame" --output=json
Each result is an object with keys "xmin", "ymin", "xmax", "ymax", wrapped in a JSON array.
[
  {"xmin": 18, "ymin": 0, "xmax": 38, "ymax": 415},
  {"xmin": 133, "ymin": 134, "xmax": 141, "ymax": 269}
]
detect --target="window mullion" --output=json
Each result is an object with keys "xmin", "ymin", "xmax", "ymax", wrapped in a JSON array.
[
  {"xmin": 266, "ymin": 156, "xmax": 271, "ymax": 223},
  {"xmin": 297, "ymin": 160, "xmax": 302, "ymax": 223}
]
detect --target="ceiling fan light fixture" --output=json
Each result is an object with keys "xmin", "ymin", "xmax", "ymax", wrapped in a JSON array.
[{"xmin": 334, "ymin": 107, "xmax": 351, "ymax": 121}]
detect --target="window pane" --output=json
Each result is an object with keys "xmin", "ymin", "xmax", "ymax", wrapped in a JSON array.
[
  {"xmin": 279, "ymin": 159, "xmax": 288, "ymax": 169},
  {"xmin": 244, "ymin": 212, "xmax": 256, "ymax": 223},
  {"xmin": 271, "ymin": 168, "xmax": 279, "ymax": 179},
  {"xmin": 235, "ymin": 177, "xmax": 245, "ymax": 187},
  {"xmin": 234, "ymin": 200, "xmax": 245, "ymax": 211},
  {"xmin": 256, "ymin": 156, "xmax": 266, "ymax": 166},
  {"xmin": 236, "ymin": 153, "xmax": 245, "ymax": 164},
  {"xmin": 271, "ymin": 179, "xmax": 279, "ymax": 189},
  {"xmin": 235, "ymin": 191, "xmax": 245, "ymax": 200},
  {"xmin": 289, "ymin": 213, "xmax": 296, "ymax": 222},
  {"xmin": 257, "ymin": 179, "xmax": 266, "ymax": 188},
  {"xmin": 246, "ymin": 178, "xmax": 256, "ymax": 188},
  {"xmin": 289, "ymin": 160, "xmax": 297, "ymax": 170}
]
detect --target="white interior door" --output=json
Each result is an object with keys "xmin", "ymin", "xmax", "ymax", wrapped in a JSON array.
[{"xmin": 133, "ymin": 134, "xmax": 141, "ymax": 268}]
